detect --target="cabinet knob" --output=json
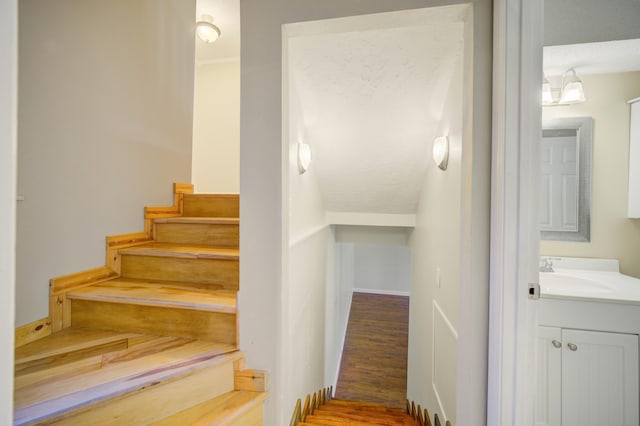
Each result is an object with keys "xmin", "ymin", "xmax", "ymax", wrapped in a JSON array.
[
  {"xmin": 551, "ymin": 340, "xmax": 562, "ymax": 348},
  {"xmin": 567, "ymin": 343, "xmax": 578, "ymax": 351}
]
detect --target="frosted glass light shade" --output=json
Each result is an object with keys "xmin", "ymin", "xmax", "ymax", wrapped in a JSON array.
[
  {"xmin": 560, "ymin": 81, "xmax": 586, "ymax": 104},
  {"xmin": 432, "ymin": 136, "xmax": 449, "ymax": 171},
  {"xmin": 297, "ymin": 142, "xmax": 312, "ymax": 174},
  {"xmin": 542, "ymin": 78, "xmax": 554, "ymax": 105},
  {"xmin": 196, "ymin": 15, "xmax": 221, "ymax": 43}
]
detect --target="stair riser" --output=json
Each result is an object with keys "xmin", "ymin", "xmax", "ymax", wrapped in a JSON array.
[
  {"xmin": 182, "ymin": 195, "xmax": 239, "ymax": 217},
  {"xmin": 70, "ymin": 300, "xmax": 237, "ymax": 344},
  {"xmin": 154, "ymin": 223, "xmax": 239, "ymax": 248},
  {"xmin": 44, "ymin": 356, "xmax": 236, "ymax": 425},
  {"xmin": 121, "ymin": 255, "xmax": 239, "ymax": 290}
]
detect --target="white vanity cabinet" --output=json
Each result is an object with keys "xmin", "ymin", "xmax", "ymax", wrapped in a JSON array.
[{"xmin": 536, "ymin": 326, "xmax": 639, "ymax": 426}]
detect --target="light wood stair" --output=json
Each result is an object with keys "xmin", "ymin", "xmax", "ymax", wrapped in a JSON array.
[
  {"xmin": 15, "ymin": 184, "xmax": 268, "ymax": 425},
  {"xmin": 299, "ymin": 399, "xmax": 421, "ymax": 426}
]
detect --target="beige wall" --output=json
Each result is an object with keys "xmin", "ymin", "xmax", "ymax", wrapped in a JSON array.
[
  {"xmin": 0, "ymin": 0, "xmax": 17, "ymax": 422},
  {"xmin": 541, "ymin": 71, "xmax": 640, "ymax": 278},
  {"xmin": 192, "ymin": 60, "xmax": 240, "ymax": 193},
  {"xmin": 17, "ymin": 0, "xmax": 195, "ymax": 326}
]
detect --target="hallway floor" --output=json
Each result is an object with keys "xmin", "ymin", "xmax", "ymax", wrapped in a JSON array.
[{"xmin": 335, "ymin": 292, "xmax": 409, "ymax": 408}]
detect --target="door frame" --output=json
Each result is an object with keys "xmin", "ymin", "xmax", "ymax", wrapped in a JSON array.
[
  {"xmin": 488, "ymin": 0, "xmax": 542, "ymax": 425},
  {"xmin": 0, "ymin": 0, "xmax": 18, "ymax": 423}
]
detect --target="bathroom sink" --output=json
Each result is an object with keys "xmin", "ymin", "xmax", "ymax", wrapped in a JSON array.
[{"xmin": 540, "ymin": 272, "xmax": 614, "ymax": 296}]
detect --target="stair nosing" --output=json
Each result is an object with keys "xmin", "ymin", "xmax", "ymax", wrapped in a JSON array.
[
  {"xmin": 66, "ymin": 279, "xmax": 237, "ymax": 314},
  {"xmin": 119, "ymin": 243, "xmax": 239, "ymax": 260},
  {"xmin": 153, "ymin": 217, "xmax": 239, "ymax": 225}
]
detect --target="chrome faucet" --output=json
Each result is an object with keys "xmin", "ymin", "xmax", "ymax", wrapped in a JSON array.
[{"xmin": 539, "ymin": 257, "xmax": 554, "ymax": 273}]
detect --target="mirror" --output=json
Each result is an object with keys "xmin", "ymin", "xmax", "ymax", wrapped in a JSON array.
[{"xmin": 540, "ymin": 117, "xmax": 592, "ymax": 242}]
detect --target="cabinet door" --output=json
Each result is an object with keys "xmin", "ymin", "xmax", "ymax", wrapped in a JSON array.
[
  {"xmin": 562, "ymin": 329, "xmax": 639, "ymax": 426},
  {"xmin": 536, "ymin": 326, "xmax": 562, "ymax": 426}
]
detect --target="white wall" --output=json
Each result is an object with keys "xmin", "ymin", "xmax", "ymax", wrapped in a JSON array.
[
  {"xmin": 353, "ymin": 244, "xmax": 410, "ymax": 294},
  {"xmin": 191, "ymin": 60, "xmax": 240, "ymax": 193},
  {"xmin": 240, "ymin": 1, "xmax": 492, "ymax": 425},
  {"xmin": 0, "ymin": 0, "xmax": 17, "ymax": 422},
  {"xmin": 541, "ymin": 72, "xmax": 640, "ymax": 278},
  {"xmin": 407, "ymin": 36, "xmax": 464, "ymax": 424},
  {"xmin": 544, "ymin": 0, "xmax": 640, "ymax": 46},
  {"xmin": 282, "ymin": 53, "xmax": 330, "ymax": 417},
  {"xmin": 16, "ymin": 0, "xmax": 196, "ymax": 326}
]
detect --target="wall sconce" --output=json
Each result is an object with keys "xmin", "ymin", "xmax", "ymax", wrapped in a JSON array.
[
  {"xmin": 297, "ymin": 142, "xmax": 312, "ymax": 174},
  {"xmin": 196, "ymin": 14, "xmax": 221, "ymax": 43},
  {"xmin": 432, "ymin": 136, "xmax": 449, "ymax": 171},
  {"xmin": 542, "ymin": 68, "xmax": 586, "ymax": 106}
]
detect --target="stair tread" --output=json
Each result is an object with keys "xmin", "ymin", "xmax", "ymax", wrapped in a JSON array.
[
  {"xmin": 15, "ymin": 328, "xmax": 142, "ymax": 366},
  {"xmin": 312, "ymin": 410, "xmax": 417, "ymax": 425},
  {"xmin": 119, "ymin": 243, "xmax": 239, "ymax": 259},
  {"xmin": 14, "ymin": 330, "xmax": 240, "ymax": 424},
  {"xmin": 153, "ymin": 216, "xmax": 239, "ymax": 224},
  {"xmin": 67, "ymin": 278, "xmax": 237, "ymax": 313},
  {"xmin": 152, "ymin": 390, "xmax": 267, "ymax": 425}
]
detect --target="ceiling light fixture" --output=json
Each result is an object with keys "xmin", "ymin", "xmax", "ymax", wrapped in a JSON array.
[
  {"xmin": 297, "ymin": 142, "xmax": 312, "ymax": 175},
  {"xmin": 196, "ymin": 14, "xmax": 221, "ymax": 43},
  {"xmin": 432, "ymin": 136, "xmax": 449, "ymax": 171}
]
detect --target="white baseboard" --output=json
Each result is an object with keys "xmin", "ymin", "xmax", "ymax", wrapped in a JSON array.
[{"xmin": 353, "ymin": 288, "xmax": 410, "ymax": 297}]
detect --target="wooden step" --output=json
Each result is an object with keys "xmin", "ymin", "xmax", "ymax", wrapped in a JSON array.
[
  {"xmin": 152, "ymin": 390, "xmax": 267, "ymax": 425},
  {"xmin": 182, "ymin": 193, "xmax": 239, "ymax": 218},
  {"xmin": 66, "ymin": 279, "xmax": 237, "ymax": 343},
  {"xmin": 69, "ymin": 300, "xmax": 237, "ymax": 344},
  {"xmin": 153, "ymin": 217, "xmax": 239, "ymax": 248},
  {"xmin": 14, "ymin": 329, "xmax": 240, "ymax": 425},
  {"xmin": 67, "ymin": 278, "xmax": 237, "ymax": 313},
  {"xmin": 15, "ymin": 328, "xmax": 140, "ymax": 377},
  {"xmin": 119, "ymin": 244, "xmax": 239, "ymax": 290}
]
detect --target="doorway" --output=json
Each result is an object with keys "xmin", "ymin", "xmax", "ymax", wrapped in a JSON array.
[{"xmin": 281, "ymin": 6, "xmax": 475, "ymax": 425}]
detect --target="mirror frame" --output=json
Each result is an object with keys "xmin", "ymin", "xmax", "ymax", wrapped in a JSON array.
[{"xmin": 540, "ymin": 116, "xmax": 593, "ymax": 242}]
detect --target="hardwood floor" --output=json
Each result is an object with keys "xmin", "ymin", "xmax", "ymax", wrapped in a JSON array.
[{"xmin": 335, "ymin": 292, "xmax": 409, "ymax": 408}]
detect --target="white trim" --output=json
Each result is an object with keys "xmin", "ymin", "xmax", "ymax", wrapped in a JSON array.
[
  {"xmin": 0, "ymin": 0, "xmax": 17, "ymax": 423},
  {"xmin": 488, "ymin": 0, "xmax": 542, "ymax": 425},
  {"xmin": 432, "ymin": 300, "xmax": 457, "ymax": 421},
  {"xmin": 326, "ymin": 212, "xmax": 416, "ymax": 227},
  {"xmin": 352, "ymin": 288, "xmax": 410, "ymax": 297},
  {"xmin": 332, "ymin": 290, "xmax": 353, "ymax": 392}
]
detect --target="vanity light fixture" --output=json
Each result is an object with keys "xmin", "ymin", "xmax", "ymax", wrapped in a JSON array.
[
  {"xmin": 542, "ymin": 76, "xmax": 554, "ymax": 105},
  {"xmin": 543, "ymin": 68, "xmax": 586, "ymax": 106},
  {"xmin": 432, "ymin": 136, "xmax": 449, "ymax": 171},
  {"xmin": 196, "ymin": 14, "xmax": 221, "ymax": 43},
  {"xmin": 297, "ymin": 142, "xmax": 312, "ymax": 174},
  {"xmin": 559, "ymin": 68, "xmax": 586, "ymax": 104}
]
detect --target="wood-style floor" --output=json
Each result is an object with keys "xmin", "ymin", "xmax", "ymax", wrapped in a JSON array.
[{"xmin": 335, "ymin": 292, "xmax": 409, "ymax": 408}]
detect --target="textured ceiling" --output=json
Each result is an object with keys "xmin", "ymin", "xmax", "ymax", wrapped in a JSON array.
[{"xmin": 289, "ymin": 18, "xmax": 464, "ymax": 214}]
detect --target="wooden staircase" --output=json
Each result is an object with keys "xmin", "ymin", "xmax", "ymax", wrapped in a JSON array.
[
  {"xmin": 290, "ymin": 388, "xmax": 443, "ymax": 426},
  {"xmin": 14, "ymin": 184, "xmax": 268, "ymax": 425},
  {"xmin": 298, "ymin": 399, "xmax": 422, "ymax": 426}
]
